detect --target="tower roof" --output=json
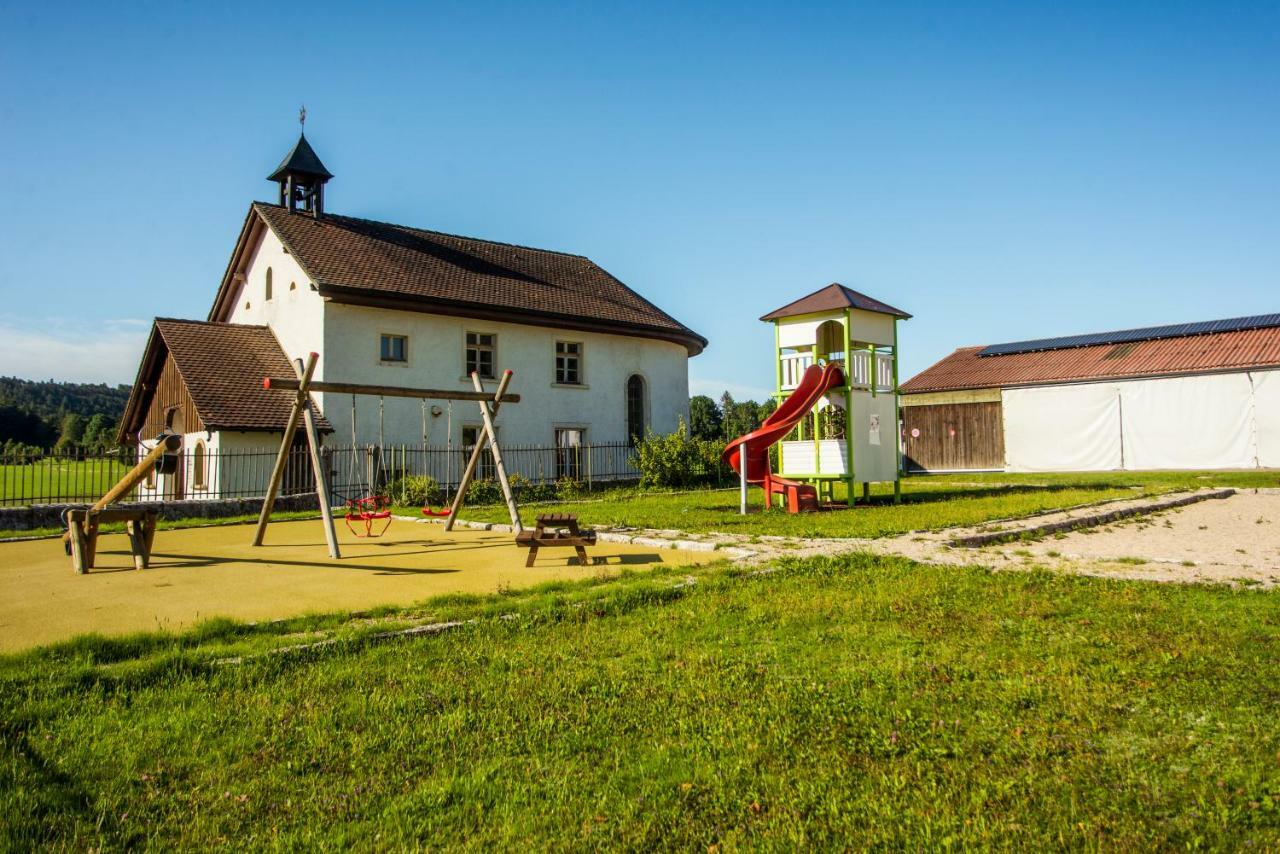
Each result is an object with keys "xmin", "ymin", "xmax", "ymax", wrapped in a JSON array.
[
  {"xmin": 267, "ymin": 133, "xmax": 333, "ymax": 182},
  {"xmin": 760, "ymin": 283, "xmax": 911, "ymax": 321}
]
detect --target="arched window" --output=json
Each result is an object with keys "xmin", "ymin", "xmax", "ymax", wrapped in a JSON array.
[
  {"xmin": 265, "ymin": 267, "xmax": 273, "ymax": 301},
  {"xmin": 626, "ymin": 374, "xmax": 646, "ymax": 445},
  {"xmin": 192, "ymin": 440, "xmax": 207, "ymax": 490}
]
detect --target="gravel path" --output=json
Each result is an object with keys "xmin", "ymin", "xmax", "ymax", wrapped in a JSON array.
[{"xmin": 555, "ymin": 489, "xmax": 1280, "ymax": 589}]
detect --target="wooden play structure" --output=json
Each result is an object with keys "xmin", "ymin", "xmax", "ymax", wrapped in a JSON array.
[
  {"xmin": 254, "ymin": 354, "xmax": 525, "ymax": 558},
  {"xmin": 63, "ymin": 433, "xmax": 182, "ymax": 573},
  {"xmin": 724, "ymin": 284, "xmax": 911, "ymax": 512},
  {"xmin": 516, "ymin": 513, "xmax": 597, "ymax": 567}
]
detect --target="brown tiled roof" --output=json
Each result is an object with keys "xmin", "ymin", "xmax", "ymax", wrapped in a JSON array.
[
  {"xmin": 216, "ymin": 203, "xmax": 706, "ymax": 354},
  {"xmin": 119, "ymin": 319, "xmax": 332, "ymax": 437},
  {"xmin": 902, "ymin": 326, "xmax": 1280, "ymax": 394},
  {"xmin": 760, "ymin": 283, "xmax": 911, "ymax": 321}
]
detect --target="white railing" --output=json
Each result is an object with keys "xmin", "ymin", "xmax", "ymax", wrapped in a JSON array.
[
  {"xmin": 780, "ymin": 352, "xmax": 814, "ymax": 390},
  {"xmin": 779, "ymin": 350, "xmax": 895, "ymax": 393},
  {"xmin": 845, "ymin": 351, "xmax": 895, "ymax": 392},
  {"xmin": 876, "ymin": 353, "xmax": 895, "ymax": 391}
]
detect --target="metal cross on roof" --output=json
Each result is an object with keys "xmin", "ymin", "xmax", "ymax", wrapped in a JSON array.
[{"xmin": 299, "ymin": 105, "xmax": 306, "ymax": 129}]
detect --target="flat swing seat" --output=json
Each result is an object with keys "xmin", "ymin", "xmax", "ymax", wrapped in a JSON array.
[{"xmin": 515, "ymin": 513, "xmax": 597, "ymax": 567}]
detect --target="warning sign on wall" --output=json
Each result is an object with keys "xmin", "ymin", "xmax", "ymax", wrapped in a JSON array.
[{"xmin": 869, "ymin": 414, "xmax": 881, "ymax": 446}]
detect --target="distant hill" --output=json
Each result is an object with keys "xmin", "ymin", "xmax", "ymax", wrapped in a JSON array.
[{"xmin": 0, "ymin": 377, "xmax": 133, "ymax": 451}]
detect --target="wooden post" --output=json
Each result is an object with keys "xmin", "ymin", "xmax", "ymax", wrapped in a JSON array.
[
  {"xmin": 472, "ymin": 371, "xmax": 522, "ymax": 534},
  {"xmin": 252, "ymin": 352, "xmax": 320, "ymax": 549},
  {"xmin": 294, "ymin": 357, "xmax": 340, "ymax": 559},
  {"xmin": 444, "ymin": 372, "xmax": 512, "ymax": 532}
]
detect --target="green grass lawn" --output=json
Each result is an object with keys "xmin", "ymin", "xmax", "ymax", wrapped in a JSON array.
[
  {"xmin": 431, "ymin": 470, "xmax": 1276, "ymax": 539},
  {"xmin": 0, "ymin": 457, "xmax": 132, "ymax": 506},
  {"xmin": 430, "ymin": 479, "xmax": 1137, "ymax": 539},
  {"xmin": 2, "ymin": 553, "xmax": 1276, "ymax": 848}
]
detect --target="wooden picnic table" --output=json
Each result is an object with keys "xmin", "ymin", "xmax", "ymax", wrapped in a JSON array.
[{"xmin": 514, "ymin": 513, "xmax": 597, "ymax": 567}]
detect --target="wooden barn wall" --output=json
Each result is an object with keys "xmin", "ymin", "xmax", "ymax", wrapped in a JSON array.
[
  {"xmin": 902, "ymin": 401, "xmax": 1004, "ymax": 471},
  {"xmin": 140, "ymin": 353, "xmax": 205, "ymax": 439}
]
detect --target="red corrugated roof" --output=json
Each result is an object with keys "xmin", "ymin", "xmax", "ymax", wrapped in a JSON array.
[{"xmin": 901, "ymin": 326, "xmax": 1280, "ymax": 393}]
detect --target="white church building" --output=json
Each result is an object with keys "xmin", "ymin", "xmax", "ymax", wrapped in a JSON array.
[{"xmin": 118, "ymin": 132, "xmax": 705, "ymax": 499}]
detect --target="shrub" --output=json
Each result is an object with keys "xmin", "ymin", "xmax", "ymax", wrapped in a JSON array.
[
  {"xmin": 509, "ymin": 472, "xmax": 558, "ymax": 502},
  {"xmin": 631, "ymin": 419, "xmax": 726, "ymax": 488},
  {"xmin": 466, "ymin": 477, "xmax": 503, "ymax": 505},
  {"xmin": 386, "ymin": 474, "xmax": 442, "ymax": 507},
  {"xmin": 555, "ymin": 475, "xmax": 585, "ymax": 501}
]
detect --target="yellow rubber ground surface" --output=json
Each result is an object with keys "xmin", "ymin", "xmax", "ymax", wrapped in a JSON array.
[{"xmin": 0, "ymin": 519, "xmax": 718, "ymax": 652}]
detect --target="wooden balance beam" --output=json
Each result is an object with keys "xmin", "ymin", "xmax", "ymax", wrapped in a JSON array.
[
  {"xmin": 62, "ymin": 433, "xmax": 180, "ymax": 573},
  {"xmin": 515, "ymin": 513, "xmax": 597, "ymax": 567},
  {"xmin": 66, "ymin": 506, "xmax": 161, "ymax": 573}
]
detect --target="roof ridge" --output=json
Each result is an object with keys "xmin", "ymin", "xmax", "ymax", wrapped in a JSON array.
[
  {"xmin": 980, "ymin": 312, "xmax": 1280, "ymax": 358},
  {"xmin": 251, "ymin": 202, "xmax": 593, "ymax": 261},
  {"xmin": 156, "ymin": 316, "xmax": 270, "ymax": 329}
]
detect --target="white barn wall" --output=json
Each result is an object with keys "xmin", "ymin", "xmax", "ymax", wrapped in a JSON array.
[
  {"xmin": 1118, "ymin": 373, "xmax": 1256, "ymax": 470},
  {"xmin": 1248, "ymin": 370, "xmax": 1280, "ymax": 468},
  {"xmin": 1003, "ymin": 370, "xmax": 1277, "ymax": 472},
  {"xmin": 1003, "ymin": 383, "xmax": 1123, "ymax": 472}
]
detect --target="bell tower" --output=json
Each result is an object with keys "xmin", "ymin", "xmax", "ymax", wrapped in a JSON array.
[{"xmin": 268, "ymin": 107, "xmax": 333, "ymax": 218}]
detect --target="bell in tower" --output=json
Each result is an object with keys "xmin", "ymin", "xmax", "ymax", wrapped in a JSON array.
[{"xmin": 268, "ymin": 107, "xmax": 333, "ymax": 218}]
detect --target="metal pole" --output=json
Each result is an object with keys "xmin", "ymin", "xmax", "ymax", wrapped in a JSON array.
[{"xmin": 739, "ymin": 438, "xmax": 749, "ymax": 515}]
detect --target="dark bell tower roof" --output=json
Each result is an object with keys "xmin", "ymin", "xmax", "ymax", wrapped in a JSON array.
[{"xmin": 267, "ymin": 133, "xmax": 333, "ymax": 182}]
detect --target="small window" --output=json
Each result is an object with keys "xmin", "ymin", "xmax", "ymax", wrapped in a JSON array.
[
  {"xmin": 265, "ymin": 267, "xmax": 273, "ymax": 301},
  {"xmin": 462, "ymin": 425, "xmax": 496, "ymax": 480},
  {"xmin": 465, "ymin": 332, "xmax": 496, "ymax": 379},
  {"xmin": 555, "ymin": 341, "xmax": 582, "ymax": 385},
  {"xmin": 192, "ymin": 440, "xmax": 207, "ymax": 490},
  {"xmin": 626, "ymin": 375, "xmax": 646, "ymax": 445},
  {"xmin": 289, "ymin": 281, "xmax": 297, "ymax": 292},
  {"xmin": 555, "ymin": 428, "xmax": 584, "ymax": 479},
  {"xmin": 380, "ymin": 334, "xmax": 407, "ymax": 363}
]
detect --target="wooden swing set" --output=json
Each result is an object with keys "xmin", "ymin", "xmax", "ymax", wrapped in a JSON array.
[{"xmin": 252, "ymin": 353, "xmax": 524, "ymax": 559}]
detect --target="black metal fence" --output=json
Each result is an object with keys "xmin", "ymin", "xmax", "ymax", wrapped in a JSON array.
[{"xmin": 0, "ymin": 442, "xmax": 660, "ymax": 507}]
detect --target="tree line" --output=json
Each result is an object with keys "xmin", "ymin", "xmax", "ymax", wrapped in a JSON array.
[
  {"xmin": 688, "ymin": 392, "xmax": 779, "ymax": 443},
  {"xmin": 0, "ymin": 377, "xmax": 132, "ymax": 456}
]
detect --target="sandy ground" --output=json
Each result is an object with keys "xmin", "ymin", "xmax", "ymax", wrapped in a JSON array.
[
  {"xmin": 958, "ymin": 491, "xmax": 1280, "ymax": 587},
  {"xmin": 641, "ymin": 490, "xmax": 1280, "ymax": 589},
  {"xmin": 0, "ymin": 519, "xmax": 717, "ymax": 652}
]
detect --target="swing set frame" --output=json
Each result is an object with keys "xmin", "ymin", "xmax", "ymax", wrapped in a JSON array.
[{"xmin": 252, "ymin": 352, "xmax": 524, "ymax": 559}]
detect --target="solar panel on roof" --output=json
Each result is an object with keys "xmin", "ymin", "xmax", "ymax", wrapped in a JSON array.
[{"xmin": 977, "ymin": 313, "xmax": 1280, "ymax": 358}]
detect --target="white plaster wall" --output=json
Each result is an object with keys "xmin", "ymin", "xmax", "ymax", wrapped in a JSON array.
[
  {"xmin": 777, "ymin": 314, "xmax": 838, "ymax": 349},
  {"xmin": 776, "ymin": 310, "xmax": 895, "ymax": 349},
  {"xmin": 215, "ymin": 430, "xmax": 290, "ymax": 497},
  {"xmin": 851, "ymin": 392, "xmax": 899, "ymax": 481},
  {"xmin": 224, "ymin": 228, "xmax": 326, "ymax": 374},
  {"xmin": 318, "ymin": 303, "xmax": 690, "ymax": 448},
  {"xmin": 848, "ymin": 309, "xmax": 896, "ymax": 347}
]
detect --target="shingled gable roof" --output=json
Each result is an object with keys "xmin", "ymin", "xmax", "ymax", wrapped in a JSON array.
[
  {"xmin": 209, "ymin": 203, "xmax": 707, "ymax": 355},
  {"xmin": 118, "ymin": 319, "xmax": 332, "ymax": 441},
  {"xmin": 759, "ymin": 283, "xmax": 912, "ymax": 322},
  {"xmin": 901, "ymin": 323, "xmax": 1280, "ymax": 394}
]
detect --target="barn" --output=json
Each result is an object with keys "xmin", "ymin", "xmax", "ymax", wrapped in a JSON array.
[{"xmin": 899, "ymin": 314, "xmax": 1280, "ymax": 472}]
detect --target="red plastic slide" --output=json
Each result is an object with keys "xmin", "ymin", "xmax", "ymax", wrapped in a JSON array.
[{"xmin": 722, "ymin": 362, "xmax": 845, "ymax": 513}]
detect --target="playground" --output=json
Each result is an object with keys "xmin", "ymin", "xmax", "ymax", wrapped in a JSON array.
[{"xmin": 0, "ymin": 518, "xmax": 716, "ymax": 652}]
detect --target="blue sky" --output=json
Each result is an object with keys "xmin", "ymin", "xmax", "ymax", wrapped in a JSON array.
[{"xmin": 1, "ymin": 1, "xmax": 1276, "ymax": 399}]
